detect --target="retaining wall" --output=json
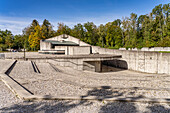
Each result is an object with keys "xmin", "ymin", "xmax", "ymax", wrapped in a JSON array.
[
  {"xmin": 47, "ymin": 58, "xmax": 104, "ymax": 72},
  {"xmin": 92, "ymin": 46, "xmax": 170, "ymax": 75}
]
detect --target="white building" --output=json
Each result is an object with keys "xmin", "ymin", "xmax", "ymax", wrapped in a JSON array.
[{"xmin": 39, "ymin": 34, "xmax": 91, "ymax": 55}]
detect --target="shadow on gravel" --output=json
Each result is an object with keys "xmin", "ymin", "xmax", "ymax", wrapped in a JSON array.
[
  {"xmin": 99, "ymin": 102, "xmax": 137, "ymax": 113},
  {"xmin": 0, "ymin": 86, "xmax": 170, "ymax": 113},
  {"xmin": 0, "ymin": 100, "xmax": 90, "ymax": 113},
  {"xmin": 144, "ymin": 104, "xmax": 170, "ymax": 113}
]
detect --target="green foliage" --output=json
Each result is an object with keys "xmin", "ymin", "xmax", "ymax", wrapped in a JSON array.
[
  {"xmin": 41, "ymin": 19, "xmax": 55, "ymax": 38},
  {"xmin": 84, "ymin": 22, "xmax": 98, "ymax": 45},
  {"xmin": 28, "ymin": 25, "xmax": 45, "ymax": 50}
]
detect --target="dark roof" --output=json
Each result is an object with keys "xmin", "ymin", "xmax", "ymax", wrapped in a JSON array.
[{"xmin": 43, "ymin": 40, "xmax": 79, "ymax": 46}]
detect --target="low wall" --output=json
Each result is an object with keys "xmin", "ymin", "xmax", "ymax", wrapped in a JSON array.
[
  {"xmin": 92, "ymin": 46, "xmax": 170, "ymax": 75},
  {"xmin": 119, "ymin": 47, "xmax": 170, "ymax": 51}
]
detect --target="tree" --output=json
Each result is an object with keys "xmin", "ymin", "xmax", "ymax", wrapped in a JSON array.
[
  {"xmin": 13, "ymin": 35, "xmax": 25, "ymax": 50},
  {"xmin": 84, "ymin": 22, "xmax": 98, "ymax": 45},
  {"xmin": 56, "ymin": 23, "xmax": 71, "ymax": 35},
  {"xmin": 28, "ymin": 25, "xmax": 45, "ymax": 50},
  {"xmin": 71, "ymin": 23, "xmax": 85, "ymax": 41},
  {"xmin": 3, "ymin": 30, "xmax": 13, "ymax": 50},
  {"xmin": 105, "ymin": 20, "xmax": 122, "ymax": 47},
  {"xmin": 97, "ymin": 24, "xmax": 106, "ymax": 47},
  {"xmin": 41, "ymin": 19, "xmax": 55, "ymax": 38},
  {"xmin": 23, "ymin": 19, "xmax": 39, "ymax": 36}
]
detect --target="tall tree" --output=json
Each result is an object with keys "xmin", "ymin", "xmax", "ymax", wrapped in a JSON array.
[
  {"xmin": 56, "ymin": 23, "xmax": 71, "ymax": 35},
  {"xmin": 28, "ymin": 25, "xmax": 45, "ymax": 50},
  {"xmin": 41, "ymin": 19, "xmax": 55, "ymax": 38},
  {"xmin": 97, "ymin": 24, "xmax": 106, "ymax": 47},
  {"xmin": 84, "ymin": 22, "xmax": 98, "ymax": 45},
  {"xmin": 71, "ymin": 23, "xmax": 85, "ymax": 41}
]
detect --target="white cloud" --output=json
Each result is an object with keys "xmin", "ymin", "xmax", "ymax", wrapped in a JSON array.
[
  {"xmin": 0, "ymin": 16, "xmax": 32, "ymax": 35},
  {"xmin": 0, "ymin": 14, "xmax": 123, "ymax": 35}
]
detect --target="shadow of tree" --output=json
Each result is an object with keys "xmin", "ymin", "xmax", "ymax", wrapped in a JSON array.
[
  {"xmin": 144, "ymin": 104, "xmax": 170, "ymax": 113},
  {"xmin": 0, "ymin": 100, "xmax": 88, "ymax": 113},
  {"xmin": 81, "ymin": 86, "xmax": 125, "ymax": 101},
  {"xmin": 0, "ymin": 86, "xmax": 170, "ymax": 113},
  {"xmin": 99, "ymin": 102, "xmax": 137, "ymax": 113}
]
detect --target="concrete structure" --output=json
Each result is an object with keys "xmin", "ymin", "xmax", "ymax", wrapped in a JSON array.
[
  {"xmin": 0, "ymin": 53, "xmax": 5, "ymax": 59},
  {"xmin": 3, "ymin": 34, "xmax": 170, "ymax": 74},
  {"xmin": 22, "ymin": 54, "xmax": 121, "ymax": 72},
  {"xmin": 91, "ymin": 46, "xmax": 170, "ymax": 75},
  {"xmin": 39, "ymin": 34, "xmax": 91, "ymax": 55}
]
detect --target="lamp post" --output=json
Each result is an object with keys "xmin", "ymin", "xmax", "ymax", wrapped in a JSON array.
[
  {"xmin": 23, "ymin": 36, "xmax": 26, "ymax": 61},
  {"xmin": 24, "ymin": 45, "xmax": 26, "ymax": 61}
]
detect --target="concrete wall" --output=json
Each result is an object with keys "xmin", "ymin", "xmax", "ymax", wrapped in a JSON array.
[
  {"xmin": 47, "ymin": 56, "xmax": 115, "ymax": 72},
  {"xmin": 83, "ymin": 61, "xmax": 95, "ymax": 72},
  {"xmin": 68, "ymin": 46, "xmax": 91, "ymax": 55},
  {"xmin": 40, "ymin": 40, "xmax": 51, "ymax": 50},
  {"xmin": 0, "ymin": 53, "xmax": 5, "ymax": 59},
  {"xmin": 55, "ymin": 46, "xmax": 68, "ymax": 55},
  {"xmin": 91, "ymin": 46, "xmax": 170, "ymax": 75}
]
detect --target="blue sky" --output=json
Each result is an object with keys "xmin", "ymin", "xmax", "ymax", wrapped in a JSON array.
[{"xmin": 0, "ymin": 0, "xmax": 169, "ymax": 35}]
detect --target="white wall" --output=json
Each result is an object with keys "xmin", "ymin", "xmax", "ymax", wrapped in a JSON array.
[
  {"xmin": 68, "ymin": 46, "xmax": 91, "ymax": 55},
  {"xmin": 40, "ymin": 40, "xmax": 51, "ymax": 50}
]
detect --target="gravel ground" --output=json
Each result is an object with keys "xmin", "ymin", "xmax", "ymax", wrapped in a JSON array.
[
  {"xmin": 0, "ymin": 60, "xmax": 170, "ymax": 112},
  {"xmin": 8, "ymin": 61, "xmax": 170, "ymax": 99},
  {"xmin": 0, "ymin": 82, "xmax": 170, "ymax": 113},
  {"xmin": 0, "ymin": 80, "xmax": 22, "ymax": 108},
  {"xmin": 0, "ymin": 59, "xmax": 13, "ymax": 72}
]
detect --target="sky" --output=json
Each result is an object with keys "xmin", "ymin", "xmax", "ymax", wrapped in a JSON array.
[{"xmin": 0, "ymin": 0, "xmax": 169, "ymax": 35}]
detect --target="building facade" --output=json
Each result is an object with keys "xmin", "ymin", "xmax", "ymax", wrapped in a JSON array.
[{"xmin": 39, "ymin": 34, "xmax": 91, "ymax": 55}]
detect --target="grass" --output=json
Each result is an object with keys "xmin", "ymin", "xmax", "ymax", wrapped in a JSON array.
[
  {"xmin": 158, "ymin": 51, "xmax": 170, "ymax": 53},
  {"xmin": 107, "ymin": 47, "xmax": 119, "ymax": 49}
]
